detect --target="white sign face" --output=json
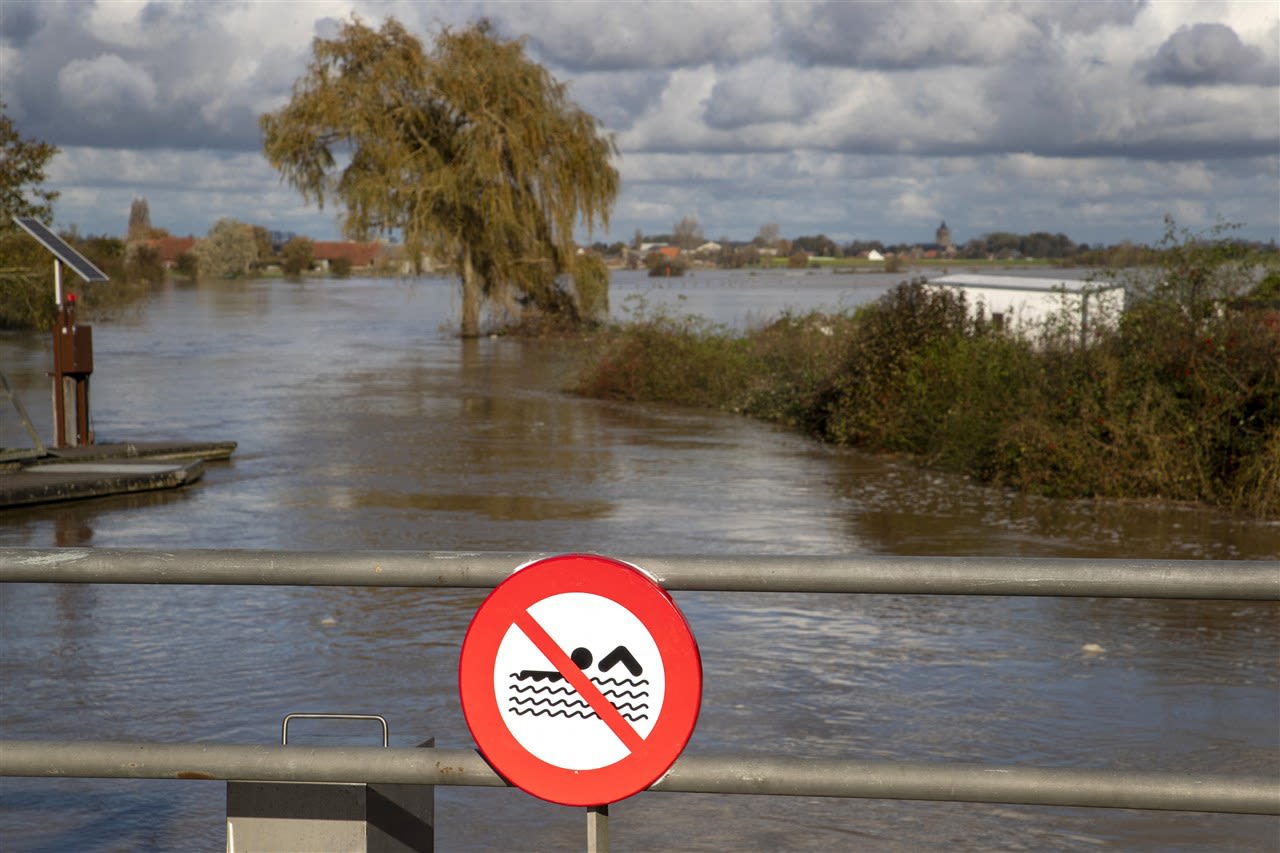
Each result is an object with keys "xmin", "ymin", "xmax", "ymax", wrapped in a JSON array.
[{"xmin": 493, "ymin": 592, "xmax": 665, "ymax": 770}]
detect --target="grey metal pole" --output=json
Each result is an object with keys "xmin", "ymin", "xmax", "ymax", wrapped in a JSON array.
[
  {"xmin": 0, "ymin": 741, "xmax": 503, "ymax": 788},
  {"xmin": 2, "ymin": 741, "xmax": 1277, "ymax": 815},
  {"xmin": 652, "ymin": 753, "xmax": 1280, "ymax": 815},
  {"xmin": 586, "ymin": 805, "xmax": 608, "ymax": 853},
  {"xmin": 2, "ymin": 549, "xmax": 1277, "ymax": 600}
]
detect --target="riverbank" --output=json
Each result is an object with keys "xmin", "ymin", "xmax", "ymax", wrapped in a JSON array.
[{"xmin": 575, "ymin": 272, "xmax": 1280, "ymax": 518}]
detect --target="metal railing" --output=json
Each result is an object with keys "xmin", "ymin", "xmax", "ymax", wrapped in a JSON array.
[
  {"xmin": 3, "ymin": 739, "xmax": 1276, "ymax": 815},
  {"xmin": 3, "ymin": 549, "xmax": 1279, "ymax": 841},
  {"xmin": 3, "ymin": 548, "xmax": 1277, "ymax": 598}
]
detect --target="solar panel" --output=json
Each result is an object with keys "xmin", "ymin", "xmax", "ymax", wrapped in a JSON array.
[{"xmin": 12, "ymin": 216, "xmax": 110, "ymax": 283}]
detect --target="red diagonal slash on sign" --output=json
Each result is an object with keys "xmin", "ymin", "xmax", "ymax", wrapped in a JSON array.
[{"xmin": 513, "ymin": 610, "xmax": 646, "ymax": 755}]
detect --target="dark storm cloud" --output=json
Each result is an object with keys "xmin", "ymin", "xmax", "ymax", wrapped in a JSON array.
[
  {"xmin": 778, "ymin": 1, "xmax": 1034, "ymax": 69},
  {"xmin": 0, "ymin": 0, "xmax": 44, "ymax": 47},
  {"xmin": 1022, "ymin": 0, "xmax": 1146, "ymax": 36},
  {"xmin": 4, "ymin": 0, "xmax": 290, "ymax": 152},
  {"xmin": 1145, "ymin": 22, "xmax": 1279, "ymax": 86},
  {"xmin": 560, "ymin": 69, "xmax": 672, "ymax": 133}
]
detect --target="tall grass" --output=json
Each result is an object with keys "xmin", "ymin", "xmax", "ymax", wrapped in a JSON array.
[{"xmin": 576, "ymin": 228, "xmax": 1280, "ymax": 517}]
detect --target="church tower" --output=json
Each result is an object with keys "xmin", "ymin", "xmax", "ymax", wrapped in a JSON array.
[
  {"xmin": 127, "ymin": 198, "xmax": 152, "ymax": 243},
  {"xmin": 936, "ymin": 220, "xmax": 952, "ymax": 249}
]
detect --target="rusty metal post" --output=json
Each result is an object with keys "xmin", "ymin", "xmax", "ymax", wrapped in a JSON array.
[{"xmin": 50, "ymin": 292, "xmax": 94, "ymax": 447}]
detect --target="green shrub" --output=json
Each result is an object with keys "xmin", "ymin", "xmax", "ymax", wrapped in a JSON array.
[
  {"xmin": 575, "ymin": 302, "xmax": 752, "ymax": 408},
  {"xmin": 330, "ymin": 256, "xmax": 353, "ymax": 278},
  {"xmin": 175, "ymin": 252, "xmax": 199, "ymax": 280},
  {"xmin": 281, "ymin": 236, "xmax": 313, "ymax": 277},
  {"xmin": 811, "ymin": 280, "xmax": 973, "ymax": 449},
  {"xmin": 738, "ymin": 311, "xmax": 858, "ymax": 427},
  {"xmin": 125, "ymin": 243, "xmax": 165, "ymax": 286},
  {"xmin": 645, "ymin": 252, "xmax": 686, "ymax": 277},
  {"xmin": 572, "ymin": 252, "xmax": 609, "ymax": 322}
]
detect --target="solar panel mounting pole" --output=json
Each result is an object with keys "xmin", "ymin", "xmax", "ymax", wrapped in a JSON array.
[
  {"xmin": 10, "ymin": 217, "xmax": 109, "ymax": 449},
  {"xmin": 51, "ymin": 259, "xmax": 69, "ymax": 446}
]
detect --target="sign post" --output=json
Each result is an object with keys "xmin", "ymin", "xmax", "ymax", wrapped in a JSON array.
[{"xmin": 459, "ymin": 554, "xmax": 701, "ymax": 809}]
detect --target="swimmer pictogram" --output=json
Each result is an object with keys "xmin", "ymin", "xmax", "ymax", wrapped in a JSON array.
[
  {"xmin": 508, "ymin": 645, "xmax": 651, "ymax": 722},
  {"xmin": 459, "ymin": 554, "xmax": 702, "ymax": 807}
]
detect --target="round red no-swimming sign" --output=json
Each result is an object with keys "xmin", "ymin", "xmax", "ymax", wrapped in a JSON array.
[{"xmin": 458, "ymin": 554, "xmax": 702, "ymax": 806}]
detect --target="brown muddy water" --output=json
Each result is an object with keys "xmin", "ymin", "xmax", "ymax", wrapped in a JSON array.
[{"xmin": 2, "ymin": 270, "xmax": 1277, "ymax": 851}]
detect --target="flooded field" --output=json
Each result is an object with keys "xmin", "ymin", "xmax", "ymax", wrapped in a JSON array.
[{"xmin": 2, "ymin": 270, "xmax": 1277, "ymax": 850}]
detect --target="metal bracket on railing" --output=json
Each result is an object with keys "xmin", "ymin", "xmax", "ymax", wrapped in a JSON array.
[{"xmin": 281, "ymin": 713, "xmax": 389, "ymax": 747}]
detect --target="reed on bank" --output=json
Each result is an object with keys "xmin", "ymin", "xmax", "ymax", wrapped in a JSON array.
[{"xmin": 576, "ymin": 228, "xmax": 1280, "ymax": 517}]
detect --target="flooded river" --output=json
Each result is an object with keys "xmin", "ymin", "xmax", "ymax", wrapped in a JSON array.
[{"xmin": 2, "ymin": 270, "xmax": 1278, "ymax": 850}]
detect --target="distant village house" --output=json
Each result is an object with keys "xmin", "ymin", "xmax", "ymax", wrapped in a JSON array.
[
  {"xmin": 144, "ymin": 236, "xmax": 197, "ymax": 268},
  {"xmin": 311, "ymin": 241, "xmax": 381, "ymax": 272}
]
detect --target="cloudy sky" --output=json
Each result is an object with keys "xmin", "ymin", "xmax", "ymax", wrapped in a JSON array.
[{"xmin": 3, "ymin": 0, "xmax": 1277, "ymax": 248}]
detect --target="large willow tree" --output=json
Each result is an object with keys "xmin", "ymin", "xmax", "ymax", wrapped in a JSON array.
[{"xmin": 261, "ymin": 17, "xmax": 619, "ymax": 336}]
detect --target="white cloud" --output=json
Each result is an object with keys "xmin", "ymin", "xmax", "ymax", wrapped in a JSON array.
[
  {"xmin": 82, "ymin": 0, "xmax": 154, "ymax": 49},
  {"xmin": 890, "ymin": 189, "xmax": 939, "ymax": 222},
  {"xmin": 57, "ymin": 54, "xmax": 158, "ymax": 113}
]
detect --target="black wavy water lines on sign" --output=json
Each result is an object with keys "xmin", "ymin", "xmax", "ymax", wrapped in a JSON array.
[
  {"xmin": 598, "ymin": 689, "xmax": 648, "ymax": 701},
  {"xmin": 507, "ymin": 706, "xmax": 651, "ymax": 723},
  {"xmin": 509, "ymin": 684, "xmax": 576, "ymax": 696},
  {"xmin": 508, "ymin": 696, "xmax": 591, "ymax": 709},
  {"xmin": 609, "ymin": 702, "xmax": 650, "ymax": 713},
  {"xmin": 507, "ymin": 707, "xmax": 597, "ymax": 720},
  {"xmin": 591, "ymin": 677, "xmax": 649, "ymax": 687}
]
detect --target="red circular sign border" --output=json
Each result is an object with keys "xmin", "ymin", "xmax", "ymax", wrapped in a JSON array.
[{"xmin": 458, "ymin": 554, "xmax": 702, "ymax": 807}]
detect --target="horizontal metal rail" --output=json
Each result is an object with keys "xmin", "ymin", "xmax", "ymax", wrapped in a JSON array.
[
  {"xmin": 2, "ymin": 549, "xmax": 1278, "ymax": 599},
  {"xmin": 2, "ymin": 741, "xmax": 1276, "ymax": 816},
  {"xmin": 3, "ymin": 550, "xmax": 1276, "ymax": 823}
]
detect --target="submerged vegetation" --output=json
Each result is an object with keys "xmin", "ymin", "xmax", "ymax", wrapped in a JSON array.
[{"xmin": 577, "ymin": 223, "xmax": 1280, "ymax": 517}]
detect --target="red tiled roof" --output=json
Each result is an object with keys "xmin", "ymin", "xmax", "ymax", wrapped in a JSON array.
[
  {"xmin": 312, "ymin": 241, "xmax": 381, "ymax": 267},
  {"xmin": 145, "ymin": 236, "xmax": 196, "ymax": 264}
]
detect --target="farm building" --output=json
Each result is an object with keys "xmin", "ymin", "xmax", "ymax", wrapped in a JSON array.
[{"xmin": 929, "ymin": 274, "xmax": 1124, "ymax": 341}]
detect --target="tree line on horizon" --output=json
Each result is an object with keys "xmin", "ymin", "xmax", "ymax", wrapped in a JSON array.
[{"xmin": 592, "ymin": 217, "xmax": 1278, "ymax": 269}]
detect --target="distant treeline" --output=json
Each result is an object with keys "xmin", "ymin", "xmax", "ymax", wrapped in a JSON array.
[{"xmin": 589, "ymin": 230, "xmax": 1278, "ymax": 266}]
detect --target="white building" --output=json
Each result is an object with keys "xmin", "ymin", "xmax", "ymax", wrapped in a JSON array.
[{"xmin": 929, "ymin": 274, "xmax": 1124, "ymax": 342}]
